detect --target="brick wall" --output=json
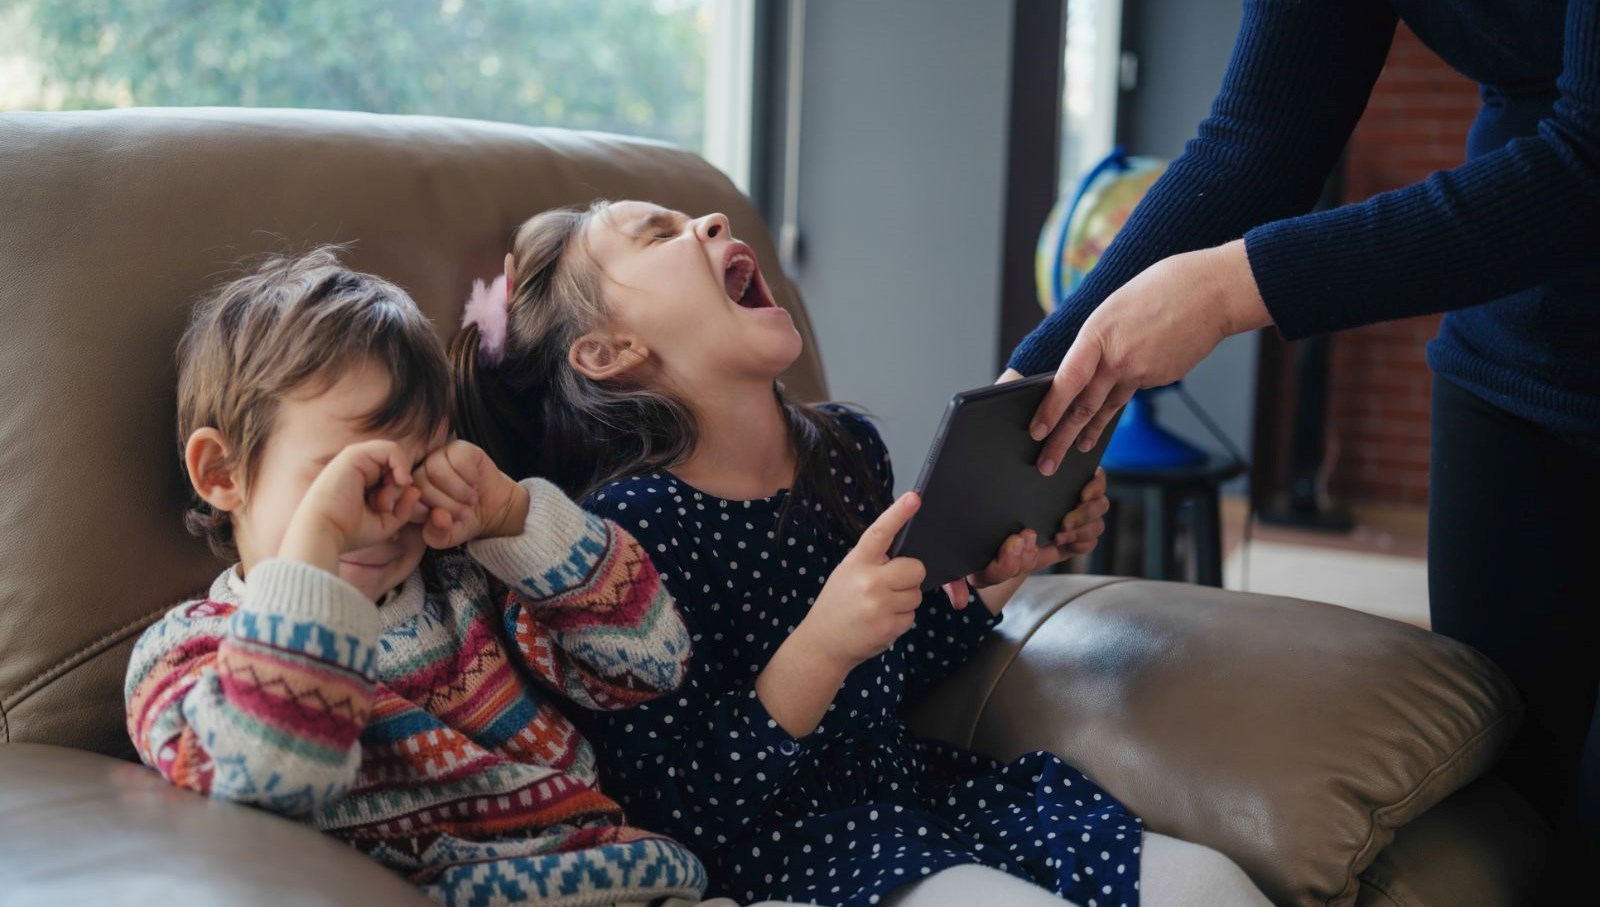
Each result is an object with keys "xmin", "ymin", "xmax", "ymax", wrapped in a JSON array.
[{"xmin": 1326, "ymin": 25, "xmax": 1479, "ymax": 505}]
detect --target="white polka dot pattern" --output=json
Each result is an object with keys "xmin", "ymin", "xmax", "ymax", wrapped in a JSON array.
[{"xmin": 579, "ymin": 406, "xmax": 1141, "ymax": 906}]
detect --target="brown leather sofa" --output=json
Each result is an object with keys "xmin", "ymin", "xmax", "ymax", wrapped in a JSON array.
[{"xmin": 0, "ymin": 109, "xmax": 1545, "ymax": 907}]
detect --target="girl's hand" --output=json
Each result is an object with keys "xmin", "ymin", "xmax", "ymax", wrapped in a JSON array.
[
  {"xmin": 799, "ymin": 492, "xmax": 927, "ymax": 672},
  {"xmin": 962, "ymin": 530, "xmax": 1042, "ymax": 604},
  {"xmin": 412, "ymin": 440, "xmax": 529, "ymax": 549},
  {"xmin": 281, "ymin": 440, "xmax": 426, "ymax": 572},
  {"xmin": 1024, "ymin": 239, "xmax": 1271, "ymax": 476},
  {"xmin": 1048, "ymin": 467, "xmax": 1110, "ymax": 556},
  {"xmin": 945, "ymin": 468, "xmax": 1110, "ymax": 609}
]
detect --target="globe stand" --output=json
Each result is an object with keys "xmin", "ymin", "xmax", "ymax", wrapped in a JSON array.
[{"xmin": 1101, "ymin": 387, "xmax": 1207, "ymax": 471}]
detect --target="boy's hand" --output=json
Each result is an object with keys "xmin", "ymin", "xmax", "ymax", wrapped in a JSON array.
[
  {"xmin": 412, "ymin": 440, "xmax": 529, "ymax": 549},
  {"xmin": 281, "ymin": 440, "xmax": 426, "ymax": 572},
  {"xmin": 799, "ymin": 492, "xmax": 927, "ymax": 672},
  {"xmin": 942, "ymin": 468, "xmax": 1111, "ymax": 609}
]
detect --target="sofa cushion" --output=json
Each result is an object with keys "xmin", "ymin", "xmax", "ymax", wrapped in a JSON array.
[
  {"xmin": 908, "ymin": 575, "xmax": 1523, "ymax": 907},
  {"xmin": 1355, "ymin": 775, "xmax": 1546, "ymax": 907}
]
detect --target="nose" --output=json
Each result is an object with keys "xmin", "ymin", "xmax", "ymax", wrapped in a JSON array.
[{"xmin": 694, "ymin": 212, "xmax": 730, "ymax": 241}]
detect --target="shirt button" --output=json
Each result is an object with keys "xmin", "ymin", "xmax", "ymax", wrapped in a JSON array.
[{"xmin": 778, "ymin": 739, "xmax": 799, "ymax": 756}]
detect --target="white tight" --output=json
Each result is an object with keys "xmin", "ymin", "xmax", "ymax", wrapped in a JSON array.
[
  {"xmin": 631, "ymin": 832, "xmax": 1271, "ymax": 907},
  {"xmin": 878, "ymin": 833, "xmax": 1272, "ymax": 907}
]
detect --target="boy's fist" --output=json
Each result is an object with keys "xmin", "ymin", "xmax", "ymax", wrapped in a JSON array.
[
  {"xmin": 285, "ymin": 439, "xmax": 426, "ymax": 561},
  {"xmin": 412, "ymin": 440, "xmax": 528, "ymax": 549}
]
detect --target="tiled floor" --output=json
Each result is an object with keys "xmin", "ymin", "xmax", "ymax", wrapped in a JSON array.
[{"xmin": 1219, "ymin": 498, "xmax": 1431, "ymax": 628}]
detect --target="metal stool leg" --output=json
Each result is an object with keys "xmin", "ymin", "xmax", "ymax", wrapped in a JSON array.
[
  {"xmin": 1191, "ymin": 487, "xmax": 1224, "ymax": 587},
  {"xmin": 1142, "ymin": 485, "xmax": 1175, "ymax": 580}
]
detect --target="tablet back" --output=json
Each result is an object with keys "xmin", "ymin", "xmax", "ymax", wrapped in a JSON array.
[{"xmin": 890, "ymin": 374, "xmax": 1120, "ymax": 589}]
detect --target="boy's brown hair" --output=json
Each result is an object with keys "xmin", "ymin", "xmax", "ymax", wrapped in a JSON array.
[{"xmin": 176, "ymin": 247, "xmax": 451, "ymax": 559}]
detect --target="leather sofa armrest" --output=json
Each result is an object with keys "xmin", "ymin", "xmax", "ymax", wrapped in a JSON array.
[
  {"xmin": 1355, "ymin": 775, "xmax": 1546, "ymax": 907},
  {"xmin": 905, "ymin": 575, "xmax": 1523, "ymax": 907},
  {"xmin": 0, "ymin": 743, "xmax": 433, "ymax": 907}
]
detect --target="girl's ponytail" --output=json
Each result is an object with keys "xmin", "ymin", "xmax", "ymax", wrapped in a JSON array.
[{"xmin": 450, "ymin": 323, "xmax": 541, "ymax": 482}]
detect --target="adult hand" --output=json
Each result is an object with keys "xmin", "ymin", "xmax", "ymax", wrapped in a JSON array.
[{"xmin": 1013, "ymin": 238, "xmax": 1272, "ymax": 476}]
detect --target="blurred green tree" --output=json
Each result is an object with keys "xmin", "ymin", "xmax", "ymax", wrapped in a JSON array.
[{"xmin": 2, "ymin": 0, "xmax": 709, "ymax": 150}]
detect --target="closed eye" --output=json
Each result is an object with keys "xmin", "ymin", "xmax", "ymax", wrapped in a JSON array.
[{"xmin": 629, "ymin": 208, "xmax": 686, "ymax": 244}]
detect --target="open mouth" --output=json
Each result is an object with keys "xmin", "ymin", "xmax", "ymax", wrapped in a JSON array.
[{"xmin": 722, "ymin": 241, "xmax": 776, "ymax": 310}]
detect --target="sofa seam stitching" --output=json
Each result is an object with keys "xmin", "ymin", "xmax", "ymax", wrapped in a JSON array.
[
  {"xmin": 1, "ymin": 607, "xmax": 168, "ymax": 716},
  {"xmin": 1329, "ymin": 704, "xmax": 1522, "ymax": 905},
  {"xmin": 962, "ymin": 577, "xmax": 1132, "ymax": 749}
]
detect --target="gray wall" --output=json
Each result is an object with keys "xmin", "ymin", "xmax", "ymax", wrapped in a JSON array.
[
  {"xmin": 1118, "ymin": 0, "xmax": 1255, "ymax": 484},
  {"xmin": 792, "ymin": 0, "xmax": 1015, "ymax": 491},
  {"xmin": 786, "ymin": 0, "xmax": 1251, "ymax": 491}
]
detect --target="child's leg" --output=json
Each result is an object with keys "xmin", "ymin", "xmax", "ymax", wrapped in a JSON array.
[
  {"xmin": 1139, "ymin": 832, "xmax": 1272, "ymax": 907},
  {"xmin": 881, "ymin": 864, "xmax": 1080, "ymax": 907},
  {"xmin": 648, "ymin": 835, "xmax": 1270, "ymax": 907},
  {"xmin": 879, "ymin": 834, "xmax": 1271, "ymax": 907},
  {"xmin": 614, "ymin": 899, "xmax": 814, "ymax": 907}
]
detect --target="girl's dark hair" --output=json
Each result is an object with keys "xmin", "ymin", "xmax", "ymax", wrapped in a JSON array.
[{"xmin": 451, "ymin": 202, "xmax": 885, "ymax": 537}]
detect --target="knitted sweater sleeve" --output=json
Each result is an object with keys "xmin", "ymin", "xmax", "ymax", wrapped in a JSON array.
[
  {"xmin": 123, "ymin": 559, "xmax": 378, "ymax": 817},
  {"xmin": 468, "ymin": 477, "xmax": 692, "ymax": 711},
  {"xmin": 1009, "ymin": 0, "xmax": 1399, "ymax": 374}
]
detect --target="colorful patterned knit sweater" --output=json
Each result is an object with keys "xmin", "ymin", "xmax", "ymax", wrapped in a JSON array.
[{"xmin": 125, "ymin": 478, "xmax": 706, "ymax": 907}]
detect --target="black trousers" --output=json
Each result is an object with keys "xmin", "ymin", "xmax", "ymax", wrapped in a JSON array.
[{"xmin": 1428, "ymin": 376, "xmax": 1600, "ymax": 868}]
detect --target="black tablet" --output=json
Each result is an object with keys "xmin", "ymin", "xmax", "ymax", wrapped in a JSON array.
[{"xmin": 889, "ymin": 373, "xmax": 1121, "ymax": 590}]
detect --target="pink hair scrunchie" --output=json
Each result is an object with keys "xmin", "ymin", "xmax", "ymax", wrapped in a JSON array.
[{"xmin": 461, "ymin": 260, "xmax": 513, "ymax": 366}]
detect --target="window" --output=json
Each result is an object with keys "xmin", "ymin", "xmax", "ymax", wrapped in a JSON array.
[
  {"xmin": 1061, "ymin": 0, "xmax": 1122, "ymax": 188},
  {"xmin": 0, "ymin": 0, "xmax": 755, "ymax": 187}
]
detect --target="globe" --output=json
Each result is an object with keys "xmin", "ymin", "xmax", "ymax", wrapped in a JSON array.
[
  {"xmin": 1035, "ymin": 147, "xmax": 1207, "ymax": 470},
  {"xmin": 1036, "ymin": 148, "xmax": 1168, "ymax": 314}
]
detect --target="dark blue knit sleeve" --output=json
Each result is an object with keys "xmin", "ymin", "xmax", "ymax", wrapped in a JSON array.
[
  {"xmin": 1009, "ymin": 0, "xmax": 1399, "ymax": 374},
  {"xmin": 1248, "ymin": 0, "xmax": 1600, "ymax": 338},
  {"xmin": 580, "ymin": 483, "xmax": 813, "ymax": 852}
]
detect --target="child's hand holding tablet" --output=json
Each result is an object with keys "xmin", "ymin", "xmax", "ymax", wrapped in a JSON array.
[
  {"xmin": 950, "ymin": 467, "xmax": 1109, "ymax": 609},
  {"xmin": 889, "ymin": 373, "xmax": 1120, "ymax": 605}
]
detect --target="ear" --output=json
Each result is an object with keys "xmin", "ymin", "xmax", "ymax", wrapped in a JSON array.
[
  {"xmin": 184, "ymin": 428, "xmax": 245, "ymax": 514},
  {"xmin": 503, "ymin": 251, "xmax": 515, "ymax": 300},
  {"xmin": 568, "ymin": 332, "xmax": 649, "ymax": 382}
]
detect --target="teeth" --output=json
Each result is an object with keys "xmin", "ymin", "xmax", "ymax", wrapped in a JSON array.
[{"xmin": 727, "ymin": 255, "xmax": 756, "ymax": 304}]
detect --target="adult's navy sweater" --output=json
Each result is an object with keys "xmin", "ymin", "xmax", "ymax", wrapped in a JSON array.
[{"xmin": 1009, "ymin": 0, "xmax": 1600, "ymax": 448}]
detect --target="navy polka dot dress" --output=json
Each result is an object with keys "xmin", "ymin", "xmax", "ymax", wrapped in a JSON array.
[{"xmin": 579, "ymin": 406, "xmax": 1142, "ymax": 907}]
